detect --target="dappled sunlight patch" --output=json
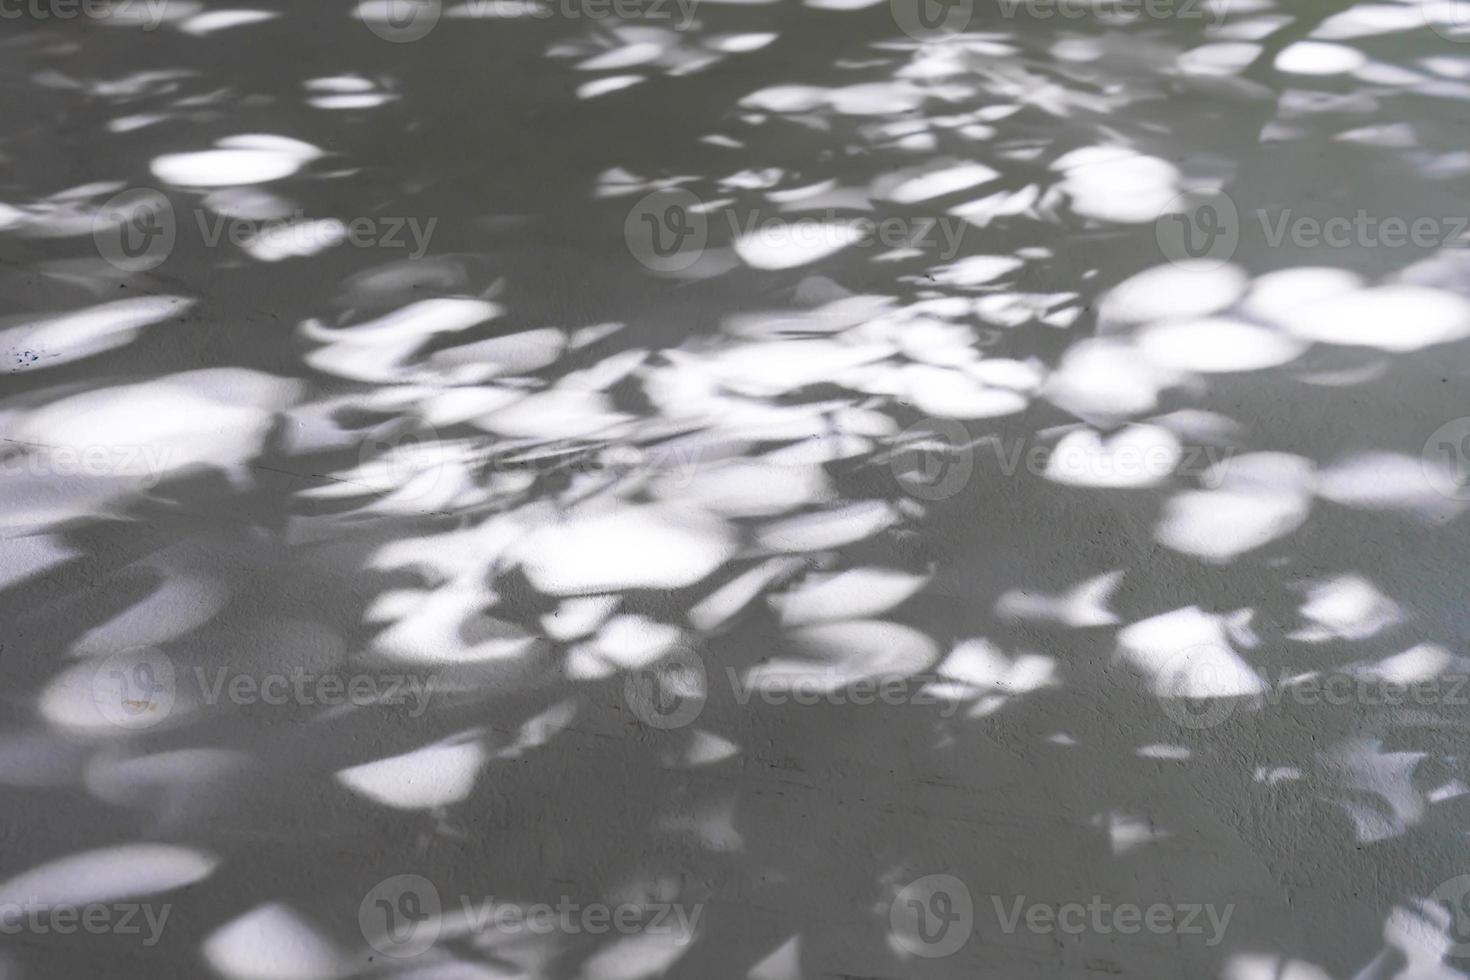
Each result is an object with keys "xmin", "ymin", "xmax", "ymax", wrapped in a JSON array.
[
  {"xmin": 475, "ymin": 388, "xmax": 633, "ymax": 439},
  {"xmin": 1177, "ymin": 42, "xmax": 1263, "ymax": 76},
  {"xmin": 1044, "ymin": 423, "xmax": 1181, "ymax": 488},
  {"xmin": 1092, "ymin": 811, "xmax": 1172, "ymax": 854},
  {"xmin": 996, "ymin": 569, "xmax": 1123, "ymax": 627},
  {"xmin": 877, "ymin": 160, "xmax": 1001, "ymax": 205},
  {"xmin": 901, "ymin": 364, "xmax": 1028, "ymax": 418},
  {"xmin": 708, "ymin": 33, "xmax": 778, "ymax": 52},
  {"xmin": 179, "ymin": 9, "xmax": 279, "ymax": 34},
  {"xmin": 653, "ymin": 460, "xmax": 832, "ymax": 517},
  {"xmin": 1117, "ymin": 606, "xmax": 1265, "ymax": 699},
  {"xmin": 733, "ymin": 219, "xmax": 868, "ymax": 269},
  {"xmin": 742, "ymin": 620, "xmax": 938, "ymax": 694},
  {"xmin": 688, "ymin": 557, "xmax": 805, "ymax": 632},
  {"xmin": 9, "ymin": 368, "xmax": 299, "ymax": 490},
  {"xmin": 1315, "ymin": 452, "xmax": 1465, "ymax": 519},
  {"xmin": 578, "ymin": 929, "xmax": 696, "ymax": 980},
  {"xmin": 1288, "ymin": 574, "xmax": 1402, "ymax": 642},
  {"xmin": 0, "ymin": 295, "xmax": 194, "ymax": 371},
  {"xmin": 1155, "ymin": 482, "xmax": 1311, "ymax": 560},
  {"xmin": 705, "ymin": 338, "xmax": 896, "ymax": 396},
  {"xmin": 1053, "ymin": 146, "xmax": 1181, "ymax": 223},
  {"xmin": 1266, "ymin": 284, "xmax": 1470, "ymax": 351},
  {"xmin": 585, "ymin": 614, "xmax": 685, "ymax": 669},
  {"xmin": 515, "ymin": 505, "xmax": 737, "ymax": 594},
  {"xmin": 337, "ymin": 735, "xmax": 488, "ymax": 810},
  {"xmin": 0, "ymin": 844, "xmax": 217, "ymax": 907},
  {"xmin": 1221, "ymin": 954, "xmax": 1334, "ymax": 980},
  {"xmin": 151, "ymin": 135, "xmax": 325, "ymax": 188},
  {"xmin": 70, "ymin": 548, "xmax": 232, "ymax": 654},
  {"xmin": 302, "ymin": 299, "xmax": 505, "ymax": 382},
  {"xmin": 1098, "ymin": 262, "xmax": 1248, "ymax": 326},
  {"xmin": 1318, "ymin": 737, "xmax": 1428, "ymax": 843},
  {"xmin": 1135, "ymin": 317, "xmax": 1307, "ymax": 373},
  {"xmin": 923, "ymin": 254, "xmax": 1023, "ymax": 287},
  {"xmin": 1241, "ymin": 266, "xmax": 1362, "ymax": 324},
  {"xmin": 927, "ymin": 638, "xmax": 1055, "ymax": 715},
  {"xmin": 756, "ymin": 500, "xmax": 899, "ymax": 552},
  {"xmin": 1275, "ymin": 41, "xmax": 1368, "ymax": 76},
  {"xmin": 304, "ymin": 76, "xmax": 398, "ymax": 110},
  {"xmin": 373, "ymin": 581, "xmax": 538, "ymax": 664},
  {"xmin": 580, "ymin": 76, "xmax": 648, "ymax": 99},
  {"xmin": 541, "ymin": 596, "xmax": 621, "ymax": 643},
  {"xmin": 772, "ymin": 566, "xmax": 928, "ymax": 626},
  {"xmin": 203, "ymin": 903, "xmax": 351, "ymax": 980},
  {"xmin": 1043, "ymin": 338, "xmax": 1178, "ymax": 420}
]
